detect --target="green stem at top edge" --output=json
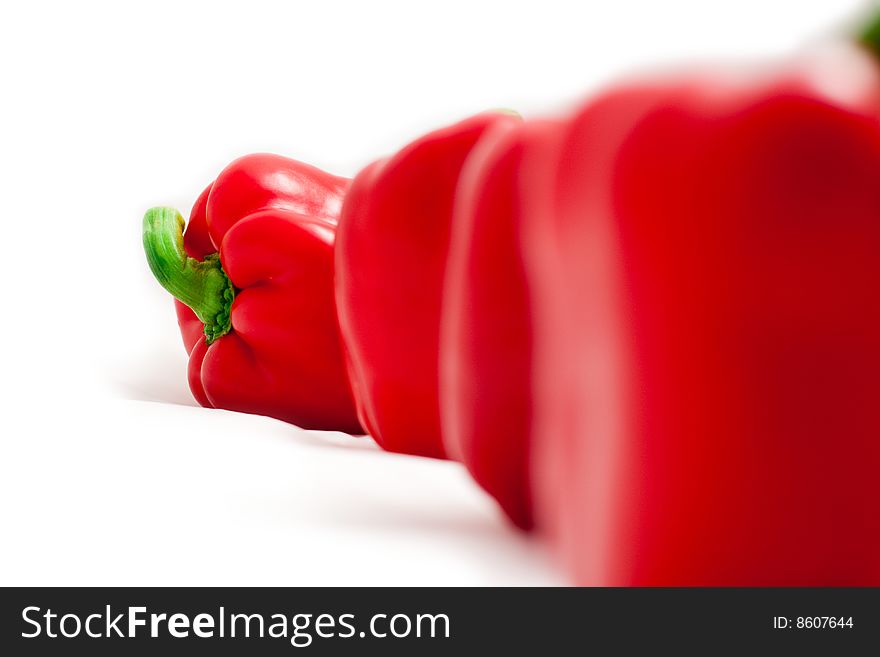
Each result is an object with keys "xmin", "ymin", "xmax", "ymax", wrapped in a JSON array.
[
  {"xmin": 142, "ymin": 207, "xmax": 234, "ymax": 344},
  {"xmin": 858, "ymin": 9, "xmax": 880, "ymax": 58}
]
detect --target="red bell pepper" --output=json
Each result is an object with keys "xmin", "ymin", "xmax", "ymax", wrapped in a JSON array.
[
  {"xmin": 525, "ymin": 35, "xmax": 880, "ymax": 584},
  {"xmin": 439, "ymin": 119, "xmax": 559, "ymax": 529},
  {"xmin": 143, "ymin": 153, "xmax": 362, "ymax": 433},
  {"xmin": 335, "ymin": 112, "xmax": 520, "ymax": 458}
]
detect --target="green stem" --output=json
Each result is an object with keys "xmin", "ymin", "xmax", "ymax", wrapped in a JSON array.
[
  {"xmin": 143, "ymin": 207, "xmax": 234, "ymax": 344},
  {"xmin": 859, "ymin": 9, "xmax": 880, "ymax": 58}
]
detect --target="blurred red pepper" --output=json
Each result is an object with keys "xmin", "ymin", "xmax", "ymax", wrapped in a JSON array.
[
  {"xmin": 335, "ymin": 112, "xmax": 520, "ymax": 458},
  {"xmin": 440, "ymin": 119, "xmax": 559, "ymax": 529},
  {"xmin": 525, "ymin": 33, "xmax": 880, "ymax": 584},
  {"xmin": 143, "ymin": 154, "xmax": 362, "ymax": 433}
]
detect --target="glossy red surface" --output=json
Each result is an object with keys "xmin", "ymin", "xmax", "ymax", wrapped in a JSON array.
[
  {"xmin": 336, "ymin": 112, "xmax": 519, "ymax": 458},
  {"xmin": 526, "ymin": 49, "xmax": 880, "ymax": 584},
  {"xmin": 440, "ymin": 119, "xmax": 559, "ymax": 528}
]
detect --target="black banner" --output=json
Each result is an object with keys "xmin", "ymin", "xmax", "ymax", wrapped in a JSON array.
[{"xmin": 1, "ymin": 587, "xmax": 877, "ymax": 654}]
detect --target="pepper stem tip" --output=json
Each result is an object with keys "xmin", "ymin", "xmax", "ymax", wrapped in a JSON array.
[{"xmin": 142, "ymin": 206, "xmax": 234, "ymax": 344}]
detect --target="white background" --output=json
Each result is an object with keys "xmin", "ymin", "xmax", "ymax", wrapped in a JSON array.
[{"xmin": 0, "ymin": 0, "xmax": 868, "ymax": 585}]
